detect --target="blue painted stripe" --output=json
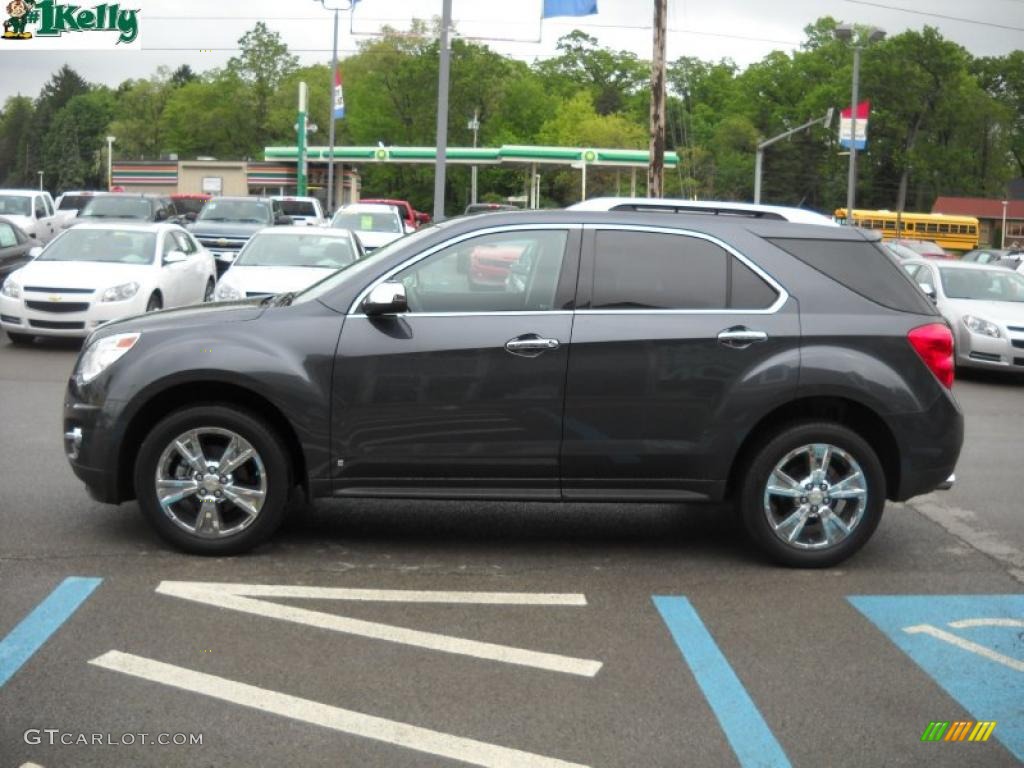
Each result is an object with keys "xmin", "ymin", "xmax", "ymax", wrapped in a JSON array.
[
  {"xmin": 0, "ymin": 577, "xmax": 102, "ymax": 688},
  {"xmin": 653, "ymin": 596, "xmax": 792, "ymax": 768}
]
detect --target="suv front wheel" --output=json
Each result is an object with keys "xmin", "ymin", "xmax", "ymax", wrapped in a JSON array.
[
  {"xmin": 134, "ymin": 405, "xmax": 290, "ymax": 555},
  {"xmin": 740, "ymin": 422, "xmax": 886, "ymax": 567}
]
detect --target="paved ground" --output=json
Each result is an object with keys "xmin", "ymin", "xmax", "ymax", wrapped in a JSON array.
[{"xmin": 0, "ymin": 335, "xmax": 1021, "ymax": 768}]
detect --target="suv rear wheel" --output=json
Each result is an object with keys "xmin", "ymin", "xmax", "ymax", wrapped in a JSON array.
[
  {"xmin": 134, "ymin": 405, "xmax": 290, "ymax": 555},
  {"xmin": 739, "ymin": 422, "xmax": 886, "ymax": 567}
]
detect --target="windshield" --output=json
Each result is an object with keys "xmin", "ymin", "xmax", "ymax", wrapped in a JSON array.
[
  {"xmin": 198, "ymin": 200, "xmax": 272, "ymax": 224},
  {"xmin": 173, "ymin": 197, "xmax": 208, "ymax": 215},
  {"xmin": 80, "ymin": 196, "xmax": 154, "ymax": 220},
  {"xmin": 0, "ymin": 195, "xmax": 32, "ymax": 216},
  {"xmin": 277, "ymin": 200, "xmax": 318, "ymax": 217},
  {"xmin": 332, "ymin": 211, "xmax": 402, "ymax": 234},
  {"xmin": 940, "ymin": 268, "xmax": 1024, "ymax": 302},
  {"xmin": 38, "ymin": 228, "xmax": 156, "ymax": 264},
  {"xmin": 57, "ymin": 195, "xmax": 98, "ymax": 211},
  {"xmin": 293, "ymin": 222, "xmax": 446, "ymax": 305},
  {"xmin": 236, "ymin": 233, "xmax": 359, "ymax": 269}
]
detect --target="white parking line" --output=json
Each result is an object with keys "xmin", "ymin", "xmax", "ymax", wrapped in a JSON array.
[
  {"xmin": 156, "ymin": 581, "xmax": 602, "ymax": 677},
  {"xmin": 90, "ymin": 650, "xmax": 590, "ymax": 768},
  {"xmin": 903, "ymin": 624, "xmax": 1024, "ymax": 672}
]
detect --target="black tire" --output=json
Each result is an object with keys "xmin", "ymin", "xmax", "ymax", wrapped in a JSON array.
[
  {"xmin": 146, "ymin": 293, "xmax": 162, "ymax": 312},
  {"xmin": 739, "ymin": 421, "xmax": 886, "ymax": 568},
  {"xmin": 6, "ymin": 331, "xmax": 34, "ymax": 346},
  {"xmin": 203, "ymin": 279, "xmax": 215, "ymax": 302},
  {"xmin": 133, "ymin": 405, "xmax": 291, "ymax": 555}
]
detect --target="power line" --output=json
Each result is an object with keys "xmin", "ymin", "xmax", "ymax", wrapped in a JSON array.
[{"xmin": 843, "ymin": 1, "xmax": 1024, "ymax": 32}]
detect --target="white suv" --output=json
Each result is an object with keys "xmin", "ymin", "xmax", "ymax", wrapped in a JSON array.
[
  {"xmin": 270, "ymin": 196, "xmax": 326, "ymax": 227},
  {"xmin": 568, "ymin": 197, "xmax": 838, "ymax": 225}
]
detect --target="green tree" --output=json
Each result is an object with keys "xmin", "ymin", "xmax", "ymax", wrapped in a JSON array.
[
  {"xmin": 227, "ymin": 22, "xmax": 300, "ymax": 149},
  {"xmin": 0, "ymin": 96, "xmax": 35, "ymax": 186}
]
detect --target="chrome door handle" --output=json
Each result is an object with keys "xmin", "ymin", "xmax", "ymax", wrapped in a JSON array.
[
  {"xmin": 717, "ymin": 327, "xmax": 768, "ymax": 348},
  {"xmin": 505, "ymin": 336, "xmax": 560, "ymax": 355}
]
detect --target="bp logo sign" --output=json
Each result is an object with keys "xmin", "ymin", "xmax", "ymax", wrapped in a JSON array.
[
  {"xmin": 582, "ymin": 150, "xmax": 597, "ymax": 163},
  {"xmin": 2, "ymin": 1, "xmax": 140, "ymax": 44}
]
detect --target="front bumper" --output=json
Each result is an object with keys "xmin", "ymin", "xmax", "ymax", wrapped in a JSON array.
[
  {"xmin": 955, "ymin": 324, "xmax": 1024, "ymax": 370},
  {"xmin": 63, "ymin": 382, "xmax": 127, "ymax": 504},
  {"xmin": 1, "ymin": 292, "xmax": 144, "ymax": 338}
]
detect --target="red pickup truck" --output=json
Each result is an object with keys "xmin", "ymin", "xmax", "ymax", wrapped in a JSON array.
[{"xmin": 360, "ymin": 198, "xmax": 430, "ymax": 231}]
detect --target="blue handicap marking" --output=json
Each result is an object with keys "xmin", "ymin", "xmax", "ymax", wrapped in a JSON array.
[{"xmin": 849, "ymin": 595, "xmax": 1024, "ymax": 762}]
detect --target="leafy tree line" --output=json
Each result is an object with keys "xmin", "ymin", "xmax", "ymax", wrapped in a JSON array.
[{"xmin": 0, "ymin": 17, "xmax": 1020, "ymax": 216}]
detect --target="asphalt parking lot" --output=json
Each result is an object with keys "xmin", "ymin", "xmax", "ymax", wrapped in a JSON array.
[{"xmin": 1, "ymin": 336, "xmax": 1021, "ymax": 768}]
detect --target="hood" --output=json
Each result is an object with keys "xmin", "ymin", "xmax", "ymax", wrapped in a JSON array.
[
  {"xmin": 190, "ymin": 221, "xmax": 269, "ymax": 238},
  {"xmin": 220, "ymin": 265, "xmax": 336, "ymax": 295},
  {"xmin": 94, "ymin": 297, "xmax": 267, "ymax": 340},
  {"xmin": 943, "ymin": 298, "xmax": 1024, "ymax": 327},
  {"xmin": 10, "ymin": 259, "xmax": 156, "ymax": 291}
]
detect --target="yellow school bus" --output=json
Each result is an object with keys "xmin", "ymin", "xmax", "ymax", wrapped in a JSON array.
[{"xmin": 834, "ymin": 209, "xmax": 980, "ymax": 252}]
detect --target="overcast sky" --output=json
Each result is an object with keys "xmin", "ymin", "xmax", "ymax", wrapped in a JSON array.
[{"xmin": 1, "ymin": 0, "xmax": 1021, "ymax": 105}]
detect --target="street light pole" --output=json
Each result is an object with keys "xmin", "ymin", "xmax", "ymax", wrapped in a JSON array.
[
  {"xmin": 37, "ymin": 170, "xmax": 43, "ymax": 191},
  {"xmin": 328, "ymin": 6, "xmax": 339, "ymax": 212},
  {"xmin": 846, "ymin": 44, "xmax": 860, "ymax": 219},
  {"xmin": 105, "ymin": 135, "xmax": 115, "ymax": 191},
  {"xmin": 834, "ymin": 24, "xmax": 884, "ymax": 224},
  {"xmin": 433, "ymin": 0, "xmax": 453, "ymax": 221},
  {"xmin": 753, "ymin": 109, "xmax": 833, "ymax": 203},
  {"xmin": 468, "ymin": 109, "xmax": 480, "ymax": 205}
]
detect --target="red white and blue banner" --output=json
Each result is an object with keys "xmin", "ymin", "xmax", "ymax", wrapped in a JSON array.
[
  {"xmin": 542, "ymin": 0, "xmax": 598, "ymax": 18},
  {"xmin": 333, "ymin": 68, "xmax": 345, "ymax": 120},
  {"xmin": 839, "ymin": 100, "xmax": 870, "ymax": 150}
]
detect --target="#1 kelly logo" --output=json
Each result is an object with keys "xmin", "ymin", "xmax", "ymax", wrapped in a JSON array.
[{"xmin": 2, "ymin": 1, "xmax": 140, "ymax": 46}]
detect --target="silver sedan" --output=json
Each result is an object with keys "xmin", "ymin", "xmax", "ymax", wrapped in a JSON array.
[{"xmin": 902, "ymin": 259, "xmax": 1024, "ymax": 371}]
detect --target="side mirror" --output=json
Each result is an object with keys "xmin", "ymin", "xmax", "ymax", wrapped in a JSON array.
[
  {"xmin": 28, "ymin": 246, "xmax": 42, "ymax": 258},
  {"xmin": 185, "ymin": 211, "xmax": 197, "ymax": 222},
  {"xmin": 362, "ymin": 281, "xmax": 408, "ymax": 316},
  {"xmin": 164, "ymin": 250, "xmax": 188, "ymax": 265},
  {"xmin": 275, "ymin": 214, "xmax": 292, "ymax": 226},
  {"xmin": 155, "ymin": 209, "xmax": 169, "ymax": 221},
  {"xmin": 918, "ymin": 283, "xmax": 937, "ymax": 302},
  {"xmin": 28, "ymin": 232, "xmax": 37, "ymax": 239}
]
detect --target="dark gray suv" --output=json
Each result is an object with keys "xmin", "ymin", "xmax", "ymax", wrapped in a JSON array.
[{"xmin": 63, "ymin": 211, "xmax": 962, "ymax": 566}]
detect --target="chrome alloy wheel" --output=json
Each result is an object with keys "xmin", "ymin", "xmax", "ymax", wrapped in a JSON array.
[
  {"xmin": 154, "ymin": 427, "xmax": 268, "ymax": 538},
  {"xmin": 762, "ymin": 443, "xmax": 868, "ymax": 550}
]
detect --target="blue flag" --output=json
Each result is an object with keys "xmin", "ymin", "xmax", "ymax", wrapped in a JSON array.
[{"xmin": 542, "ymin": 0, "xmax": 598, "ymax": 18}]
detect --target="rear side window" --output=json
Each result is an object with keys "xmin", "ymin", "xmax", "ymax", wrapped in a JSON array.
[
  {"xmin": 592, "ymin": 230, "xmax": 777, "ymax": 310},
  {"xmin": 768, "ymin": 238, "xmax": 935, "ymax": 314}
]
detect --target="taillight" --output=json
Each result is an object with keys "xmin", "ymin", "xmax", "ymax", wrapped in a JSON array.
[{"xmin": 908, "ymin": 323, "xmax": 954, "ymax": 389}]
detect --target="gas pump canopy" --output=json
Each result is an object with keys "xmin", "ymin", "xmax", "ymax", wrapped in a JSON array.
[{"xmin": 265, "ymin": 144, "xmax": 679, "ymax": 168}]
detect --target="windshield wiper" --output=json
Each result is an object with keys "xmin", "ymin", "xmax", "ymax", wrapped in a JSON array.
[{"xmin": 201, "ymin": 217, "xmax": 227, "ymax": 222}]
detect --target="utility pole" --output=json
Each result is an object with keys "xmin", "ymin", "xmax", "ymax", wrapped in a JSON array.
[
  {"xmin": 647, "ymin": 0, "xmax": 667, "ymax": 197},
  {"xmin": 468, "ymin": 109, "xmax": 480, "ymax": 205},
  {"xmin": 433, "ymin": 0, "xmax": 453, "ymax": 221}
]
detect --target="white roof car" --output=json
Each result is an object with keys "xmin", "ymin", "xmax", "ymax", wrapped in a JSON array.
[
  {"xmin": 0, "ymin": 222, "xmax": 216, "ymax": 342},
  {"xmin": 330, "ymin": 203, "xmax": 405, "ymax": 251},
  {"xmin": 567, "ymin": 197, "xmax": 839, "ymax": 225},
  {"xmin": 215, "ymin": 226, "xmax": 365, "ymax": 301},
  {"xmin": 270, "ymin": 196, "xmax": 326, "ymax": 227}
]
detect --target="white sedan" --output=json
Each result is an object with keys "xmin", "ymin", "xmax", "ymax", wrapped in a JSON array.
[
  {"xmin": 0, "ymin": 222, "xmax": 216, "ymax": 344},
  {"xmin": 330, "ymin": 203, "xmax": 406, "ymax": 251},
  {"xmin": 215, "ymin": 226, "xmax": 365, "ymax": 301}
]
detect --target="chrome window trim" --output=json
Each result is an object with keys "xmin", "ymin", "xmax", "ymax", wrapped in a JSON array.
[
  {"xmin": 347, "ymin": 223, "xmax": 580, "ymax": 316},
  {"xmin": 582, "ymin": 223, "xmax": 788, "ymax": 315},
  {"xmin": 348, "ymin": 310, "xmax": 574, "ymax": 319}
]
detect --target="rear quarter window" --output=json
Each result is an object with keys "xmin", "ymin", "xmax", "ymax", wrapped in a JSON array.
[{"xmin": 768, "ymin": 238, "xmax": 936, "ymax": 314}]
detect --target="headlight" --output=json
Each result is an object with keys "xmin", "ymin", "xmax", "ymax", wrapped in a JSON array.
[
  {"xmin": 216, "ymin": 283, "xmax": 242, "ymax": 301},
  {"xmin": 1, "ymin": 279, "xmax": 20, "ymax": 299},
  {"xmin": 963, "ymin": 315, "xmax": 1001, "ymax": 338},
  {"xmin": 77, "ymin": 332, "xmax": 141, "ymax": 384},
  {"xmin": 100, "ymin": 282, "xmax": 140, "ymax": 302}
]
